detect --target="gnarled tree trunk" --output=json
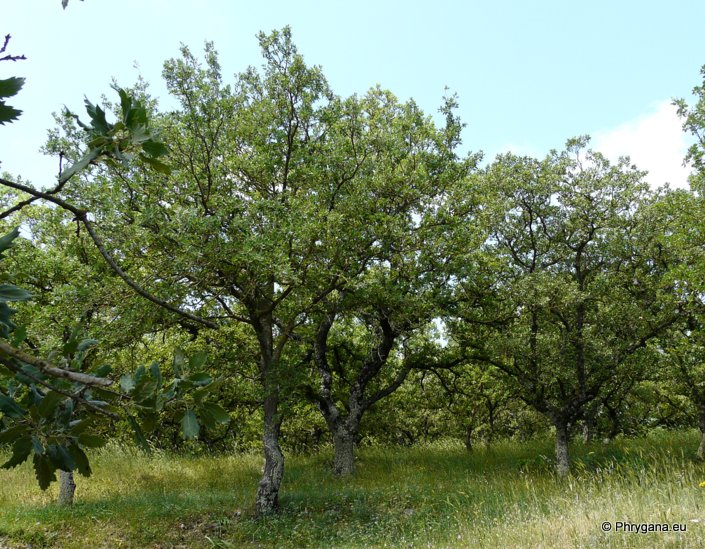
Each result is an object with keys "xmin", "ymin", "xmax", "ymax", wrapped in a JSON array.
[
  {"xmin": 256, "ymin": 393, "xmax": 284, "ymax": 514},
  {"xmin": 333, "ymin": 425, "xmax": 356, "ymax": 475},
  {"xmin": 252, "ymin": 308, "xmax": 286, "ymax": 515}
]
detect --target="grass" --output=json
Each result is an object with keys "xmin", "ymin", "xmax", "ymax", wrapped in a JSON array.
[{"xmin": 2, "ymin": 431, "xmax": 705, "ymax": 548}]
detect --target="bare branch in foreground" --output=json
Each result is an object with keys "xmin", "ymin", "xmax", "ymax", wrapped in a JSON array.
[{"xmin": 0, "ymin": 340, "xmax": 113, "ymax": 387}]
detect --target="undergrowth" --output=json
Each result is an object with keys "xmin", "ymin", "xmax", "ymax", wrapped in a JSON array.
[{"xmin": 1, "ymin": 430, "xmax": 704, "ymax": 548}]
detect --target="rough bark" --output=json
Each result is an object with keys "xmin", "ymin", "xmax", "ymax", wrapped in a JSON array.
[
  {"xmin": 58, "ymin": 470, "xmax": 76, "ymax": 506},
  {"xmin": 252, "ymin": 308, "xmax": 286, "ymax": 515},
  {"xmin": 255, "ymin": 393, "xmax": 284, "ymax": 514},
  {"xmin": 555, "ymin": 421, "xmax": 570, "ymax": 477},
  {"xmin": 333, "ymin": 426, "xmax": 356, "ymax": 475}
]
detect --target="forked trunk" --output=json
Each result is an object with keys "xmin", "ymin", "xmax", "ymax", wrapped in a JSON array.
[
  {"xmin": 58, "ymin": 470, "xmax": 76, "ymax": 506},
  {"xmin": 555, "ymin": 421, "xmax": 570, "ymax": 477},
  {"xmin": 255, "ymin": 394, "xmax": 284, "ymax": 514}
]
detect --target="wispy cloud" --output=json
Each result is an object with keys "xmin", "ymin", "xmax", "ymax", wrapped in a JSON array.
[{"xmin": 591, "ymin": 101, "xmax": 692, "ymax": 189}]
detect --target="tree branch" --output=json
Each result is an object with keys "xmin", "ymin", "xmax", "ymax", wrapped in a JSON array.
[
  {"xmin": 0, "ymin": 177, "xmax": 69, "ymax": 221},
  {"xmin": 0, "ymin": 340, "xmax": 112, "ymax": 386},
  {"xmin": 0, "ymin": 356, "xmax": 119, "ymax": 418},
  {"xmin": 0, "ymin": 177, "xmax": 220, "ymax": 330}
]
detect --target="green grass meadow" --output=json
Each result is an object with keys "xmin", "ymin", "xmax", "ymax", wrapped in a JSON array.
[{"xmin": 2, "ymin": 431, "xmax": 705, "ymax": 548}]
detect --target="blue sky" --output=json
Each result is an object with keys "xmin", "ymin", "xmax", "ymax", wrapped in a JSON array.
[{"xmin": 2, "ymin": 0, "xmax": 705, "ymax": 188}]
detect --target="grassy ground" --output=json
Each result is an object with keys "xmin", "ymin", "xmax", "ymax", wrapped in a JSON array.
[{"xmin": 1, "ymin": 431, "xmax": 705, "ymax": 548}]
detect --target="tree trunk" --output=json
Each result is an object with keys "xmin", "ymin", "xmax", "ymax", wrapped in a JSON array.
[
  {"xmin": 464, "ymin": 424, "xmax": 473, "ymax": 452},
  {"xmin": 486, "ymin": 402, "xmax": 496, "ymax": 445},
  {"xmin": 58, "ymin": 470, "xmax": 76, "ymax": 506},
  {"xmin": 698, "ymin": 431, "xmax": 705, "ymax": 461},
  {"xmin": 605, "ymin": 403, "xmax": 619, "ymax": 441},
  {"xmin": 697, "ymin": 412, "xmax": 705, "ymax": 460},
  {"xmin": 582, "ymin": 414, "xmax": 594, "ymax": 443},
  {"xmin": 555, "ymin": 421, "xmax": 570, "ymax": 477},
  {"xmin": 333, "ymin": 426, "xmax": 356, "ymax": 475},
  {"xmin": 255, "ymin": 393, "xmax": 284, "ymax": 514}
]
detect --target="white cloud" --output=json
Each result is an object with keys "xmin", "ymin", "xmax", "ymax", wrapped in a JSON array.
[{"xmin": 591, "ymin": 101, "xmax": 693, "ymax": 189}]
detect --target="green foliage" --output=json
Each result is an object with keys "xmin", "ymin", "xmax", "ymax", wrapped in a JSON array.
[
  {"xmin": 0, "ymin": 60, "xmax": 223, "ymax": 491},
  {"xmin": 119, "ymin": 349, "xmax": 229, "ymax": 447},
  {"xmin": 675, "ymin": 65, "xmax": 705, "ymax": 192},
  {"xmin": 0, "ymin": 321, "xmax": 108, "ymax": 489},
  {"xmin": 60, "ymin": 86, "xmax": 170, "ymax": 183},
  {"xmin": 0, "ymin": 35, "xmax": 26, "ymax": 126},
  {"xmin": 4, "ymin": 18, "xmax": 705, "ymax": 516},
  {"xmin": 0, "ymin": 227, "xmax": 24, "ymax": 338},
  {"xmin": 34, "ymin": 28, "xmax": 483, "ymax": 503},
  {"xmin": 0, "ymin": 26, "xmax": 232, "ymax": 491},
  {"xmin": 180, "ymin": 409, "xmax": 199, "ymax": 439},
  {"xmin": 0, "ymin": 316, "xmax": 230, "ymax": 489},
  {"xmin": 450, "ymin": 140, "xmax": 678, "ymax": 452},
  {"xmin": 0, "ymin": 76, "xmax": 24, "ymax": 125},
  {"xmin": 644, "ymin": 185, "xmax": 705, "ymax": 440}
]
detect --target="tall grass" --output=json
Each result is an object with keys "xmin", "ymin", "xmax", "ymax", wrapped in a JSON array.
[{"xmin": 1, "ymin": 431, "xmax": 705, "ymax": 547}]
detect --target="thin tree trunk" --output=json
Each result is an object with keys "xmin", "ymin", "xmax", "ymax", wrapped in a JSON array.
[
  {"xmin": 252, "ymin": 306, "xmax": 287, "ymax": 515},
  {"xmin": 58, "ymin": 470, "xmax": 76, "ymax": 506},
  {"xmin": 605, "ymin": 402, "xmax": 619, "ymax": 441},
  {"xmin": 333, "ymin": 426, "xmax": 356, "ymax": 475},
  {"xmin": 698, "ymin": 431, "xmax": 705, "ymax": 461},
  {"xmin": 255, "ymin": 393, "xmax": 284, "ymax": 514},
  {"xmin": 464, "ymin": 424, "xmax": 473, "ymax": 452},
  {"xmin": 697, "ymin": 412, "xmax": 705, "ymax": 460},
  {"xmin": 486, "ymin": 401, "xmax": 496, "ymax": 445},
  {"xmin": 582, "ymin": 414, "xmax": 594, "ymax": 443},
  {"xmin": 555, "ymin": 421, "xmax": 570, "ymax": 477}
]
